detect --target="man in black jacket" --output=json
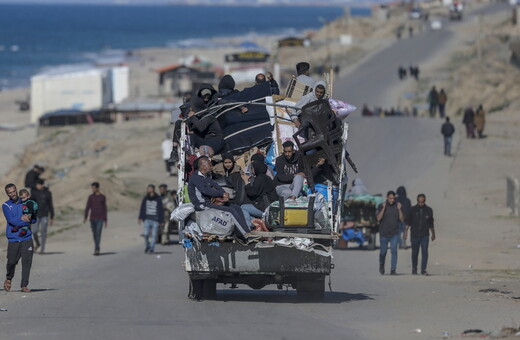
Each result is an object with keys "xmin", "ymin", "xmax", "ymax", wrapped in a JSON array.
[
  {"xmin": 404, "ymin": 194, "xmax": 435, "ymax": 275},
  {"xmin": 274, "ymin": 141, "xmax": 305, "ymax": 200},
  {"xmin": 31, "ymin": 179, "xmax": 54, "ymax": 254},
  {"xmin": 24, "ymin": 165, "xmax": 44, "ymax": 191},
  {"xmin": 138, "ymin": 185, "xmax": 164, "ymax": 254},
  {"xmin": 441, "ymin": 117, "xmax": 455, "ymax": 156}
]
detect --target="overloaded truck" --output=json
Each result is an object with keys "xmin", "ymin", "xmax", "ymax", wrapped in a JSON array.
[{"xmin": 171, "ymin": 80, "xmax": 356, "ymax": 300}]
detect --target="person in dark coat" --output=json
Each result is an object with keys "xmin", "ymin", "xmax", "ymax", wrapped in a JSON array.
[
  {"xmin": 396, "ymin": 186, "xmax": 412, "ymax": 249},
  {"xmin": 187, "ymin": 96, "xmax": 224, "ymax": 154},
  {"xmin": 241, "ymin": 161, "xmax": 278, "ymax": 226},
  {"xmin": 218, "ymin": 74, "xmax": 239, "ymax": 98},
  {"xmin": 24, "ymin": 165, "xmax": 43, "ymax": 191},
  {"xmin": 30, "ymin": 179, "xmax": 55, "ymax": 254},
  {"xmin": 437, "ymin": 89, "xmax": 448, "ymax": 118},
  {"xmin": 212, "ymin": 153, "xmax": 247, "ymax": 205},
  {"xmin": 404, "ymin": 194, "xmax": 435, "ymax": 275},
  {"xmin": 441, "ymin": 117, "xmax": 455, "ymax": 156},
  {"xmin": 196, "ymin": 83, "xmax": 218, "ymax": 108},
  {"xmin": 427, "ymin": 86, "xmax": 439, "ymax": 118},
  {"xmin": 462, "ymin": 106, "xmax": 476, "ymax": 138}
]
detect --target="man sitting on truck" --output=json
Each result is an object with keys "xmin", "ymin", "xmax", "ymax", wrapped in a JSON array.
[
  {"xmin": 188, "ymin": 156, "xmax": 251, "ymax": 239},
  {"xmin": 274, "ymin": 141, "xmax": 305, "ymax": 200}
]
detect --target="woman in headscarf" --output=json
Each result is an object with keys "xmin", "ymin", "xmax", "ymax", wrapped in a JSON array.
[
  {"xmin": 241, "ymin": 161, "xmax": 278, "ymax": 226},
  {"xmin": 212, "ymin": 153, "xmax": 247, "ymax": 205},
  {"xmin": 186, "ymin": 96, "xmax": 224, "ymax": 154}
]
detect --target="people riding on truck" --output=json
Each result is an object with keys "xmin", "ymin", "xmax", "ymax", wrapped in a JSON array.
[{"xmin": 187, "ymin": 156, "xmax": 252, "ymax": 239}]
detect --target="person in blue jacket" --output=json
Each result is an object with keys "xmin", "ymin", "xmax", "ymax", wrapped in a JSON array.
[{"xmin": 3, "ymin": 183, "xmax": 34, "ymax": 293}]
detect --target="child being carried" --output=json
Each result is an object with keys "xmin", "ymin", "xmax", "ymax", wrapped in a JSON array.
[{"xmin": 15, "ymin": 189, "xmax": 38, "ymax": 237}]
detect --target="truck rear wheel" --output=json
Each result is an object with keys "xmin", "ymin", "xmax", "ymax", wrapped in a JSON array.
[
  {"xmin": 296, "ymin": 277, "xmax": 325, "ymax": 301},
  {"xmin": 367, "ymin": 233, "xmax": 376, "ymax": 250},
  {"xmin": 188, "ymin": 278, "xmax": 217, "ymax": 300}
]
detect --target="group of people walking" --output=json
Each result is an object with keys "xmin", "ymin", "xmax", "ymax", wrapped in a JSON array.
[
  {"xmin": 427, "ymin": 86, "xmax": 448, "ymax": 118},
  {"xmin": 377, "ymin": 190, "xmax": 435, "ymax": 276},
  {"xmin": 462, "ymin": 105, "xmax": 486, "ymax": 139}
]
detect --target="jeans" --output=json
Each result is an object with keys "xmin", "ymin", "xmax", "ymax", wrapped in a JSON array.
[
  {"xmin": 411, "ymin": 236, "xmax": 430, "ymax": 272},
  {"xmin": 241, "ymin": 204, "xmax": 264, "ymax": 227},
  {"xmin": 32, "ymin": 217, "xmax": 49, "ymax": 252},
  {"xmin": 6, "ymin": 238, "xmax": 34, "ymax": 288},
  {"xmin": 276, "ymin": 174, "xmax": 304, "ymax": 199},
  {"xmin": 143, "ymin": 219, "xmax": 159, "ymax": 252},
  {"xmin": 379, "ymin": 234, "xmax": 400, "ymax": 271},
  {"xmin": 443, "ymin": 136, "xmax": 452, "ymax": 156},
  {"xmin": 90, "ymin": 219, "xmax": 104, "ymax": 251}
]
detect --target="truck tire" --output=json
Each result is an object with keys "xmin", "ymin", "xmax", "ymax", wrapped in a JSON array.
[
  {"xmin": 296, "ymin": 277, "xmax": 325, "ymax": 301},
  {"xmin": 188, "ymin": 278, "xmax": 203, "ymax": 300},
  {"xmin": 367, "ymin": 233, "xmax": 376, "ymax": 250},
  {"xmin": 202, "ymin": 279, "xmax": 217, "ymax": 300},
  {"xmin": 188, "ymin": 278, "xmax": 217, "ymax": 300}
]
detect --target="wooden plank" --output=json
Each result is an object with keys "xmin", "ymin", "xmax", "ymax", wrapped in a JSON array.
[{"xmin": 245, "ymin": 231, "xmax": 339, "ymax": 240}]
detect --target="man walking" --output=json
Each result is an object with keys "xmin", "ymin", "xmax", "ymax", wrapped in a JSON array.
[
  {"xmin": 31, "ymin": 179, "xmax": 55, "ymax": 254},
  {"xmin": 437, "ymin": 89, "xmax": 448, "ymax": 118},
  {"xmin": 441, "ymin": 117, "xmax": 455, "ymax": 156},
  {"xmin": 427, "ymin": 86, "xmax": 439, "ymax": 118},
  {"xmin": 138, "ymin": 185, "xmax": 164, "ymax": 254},
  {"xmin": 3, "ymin": 183, "xmax": 34, "ymax": 292},
  {"xmin": 84, "ymin": 182, "xmax": 107, "ymax": 256},
  {"xmin": 404, "ymin": 194, "xmax": 435, "ymax": 275},
  {"xmin": 376, "ymin": 191, "xmax": 404, "ymax": 275}
]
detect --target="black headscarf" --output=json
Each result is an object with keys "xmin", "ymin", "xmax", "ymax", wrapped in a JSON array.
[{"xmin": 218, "ymin": 75, "xmax": 237, "ymax": 98}]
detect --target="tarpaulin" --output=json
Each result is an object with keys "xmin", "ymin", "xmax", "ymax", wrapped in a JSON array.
[{"xmin": 216, "ymin": 82, "xmax": 273, "ymax": 155}]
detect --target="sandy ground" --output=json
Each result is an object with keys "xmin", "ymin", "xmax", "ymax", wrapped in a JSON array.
[{"xmin": 1, "ymin": 2, "xmax": 520, "ymax": 339}]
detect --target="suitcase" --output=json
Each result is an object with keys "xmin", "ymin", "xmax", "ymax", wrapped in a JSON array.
[{"xmin": 267, "ymin": 197, "xmax": 316, "ymax": 232}]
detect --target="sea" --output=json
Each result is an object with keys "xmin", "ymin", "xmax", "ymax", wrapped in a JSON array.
[{"xmin": 0, "ymin": 4, "xmax": 344, "ymax": 89}]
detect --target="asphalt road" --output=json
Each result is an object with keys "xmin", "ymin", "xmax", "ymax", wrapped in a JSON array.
[{"xmin": 0, "ymin": 3, "xmax": 511, "ymax": 340}]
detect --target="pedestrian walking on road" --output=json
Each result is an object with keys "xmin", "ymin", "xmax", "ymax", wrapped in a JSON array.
[
  {"xmin": 427, "ymin": 86, "xmax": 439, "ymax": 118},
  {"xmin": 376, "ymin": 191, "xmax": 404, "ymax": 275},
  {"xmin": 24, "ymin": 165, "xmax": 44, "ymax": 191},
  {"xmin": 437, "ymin": 89, "xmax": 448, "ymax": 118},
  {"xmin": 404, "ymin": 194, "xmax": 435, "ymax": 275},
  {"xmin": 441, "ymin": 117, "xmax": 455, "ymax": 156},
  {"xmin": 3, "ymin": 183, "xmax": 34, "ymax": 292},
  {"xmin": 31, "ymin": 179, "xmax": 54, "ymax": 254},
  {"xmin": 462, "ymin": 106, "xmax": 476, "ymax": 138},
  {"xmin": 138, "ymin": 185, "xmax": 164, "ymax": 254},
  {"xmin": 396, "ymin": 186, "xmax": 411, "ymax": 249},
  {"xmin": 84, "ymin": 182, "xmax": 107, "ymax": 256},
  {"xmin": 474, "ymin": 104, "xmax": 486, "ymax": 138}
]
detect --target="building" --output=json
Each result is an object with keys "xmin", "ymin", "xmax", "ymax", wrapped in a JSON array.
[{"xmin": 30, "ymin": 65, "xmax": 129, "ymax": 124}]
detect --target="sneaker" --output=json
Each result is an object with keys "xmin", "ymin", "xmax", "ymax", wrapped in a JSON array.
[
  {"xmin": 421, "ymin": 271, "xmax": 430, "ymax": 276},
  {"xmin": 390, "ymin": 270, "xmax": 397, "ymax": 275},
  {"xmin": 379, "ymin": 265, "xmax": 385, "ymax": 275},
  {"xmin": 412, "ymin": 269, "xmax": 418, "ymax": 275},
  {"xmin": 94, "ymin": 250, "xmax": 100, "ymax": 256}
]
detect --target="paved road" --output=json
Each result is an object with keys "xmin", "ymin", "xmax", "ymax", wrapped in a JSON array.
[{"xmin": 0, "ymin": 3, "xmax": 511, "ymax": 340}]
